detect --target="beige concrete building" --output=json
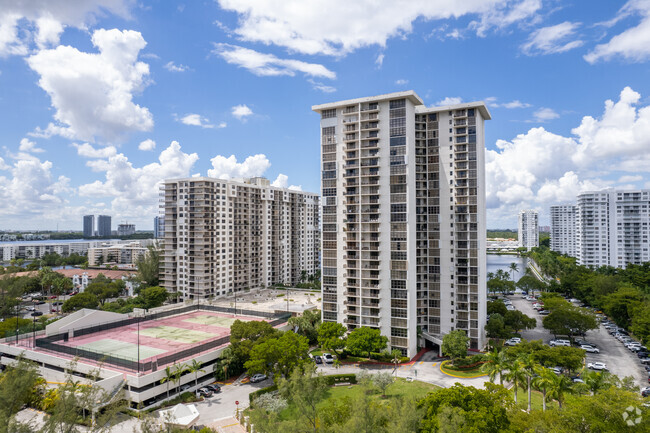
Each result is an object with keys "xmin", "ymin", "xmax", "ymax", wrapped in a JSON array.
[
  {"xmin": 88, "ymin": 242, "xmax": 149, "ymax": 267},
  {"xmin": 313, "ymin": 91, "xmax": 489, "ymax": 356},
  {"xmin": 160, "ymin": 177, "xmax": 320, "ymax": 300}
]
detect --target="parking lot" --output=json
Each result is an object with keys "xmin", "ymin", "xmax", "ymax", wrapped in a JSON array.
[{"xmin": 509, "ymin": 295, "xmax": 648, "ymax": 387}]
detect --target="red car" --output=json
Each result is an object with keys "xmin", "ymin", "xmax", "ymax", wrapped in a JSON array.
[{"xmin": 49, "ymin": 295, "xmax": 57, "ymax": 299}]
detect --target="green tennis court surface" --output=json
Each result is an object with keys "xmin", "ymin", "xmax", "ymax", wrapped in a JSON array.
[
  {"xmin": 77, "ymin": 339, "xmax": 165, "ymax": 360},
  {"xmin": 183, "ymin": 315, "xmax": 251, "ymax": 328},
  {"xmin": 138, "ymin": 325, "xmax": 213, "ymax": 343}
]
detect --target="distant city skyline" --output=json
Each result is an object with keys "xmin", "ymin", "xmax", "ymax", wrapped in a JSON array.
[{"xmin": 1, "ymin": 1, "xmax": 649, "ymax": 230}]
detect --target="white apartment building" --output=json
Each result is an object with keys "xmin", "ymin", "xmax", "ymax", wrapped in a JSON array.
[
  {"xmin": 575, "ymin": 189, "xmax": 650, "ymax": 268},
  {"xmin": 550, "ymin": 205, "xmax": 577, "ymax": 256},
  {"xmin": 518, "ymin": 210, "xmax": 539, "ymax": 251},
  {"xmin": 87, "ymin": 241, "xmax": 149, "ymax": 267},
  {"xmin": 313, "ymin": 91, "xmax": 489, "ymax": 356},
  {"xmin": 0, "ymin": 239, "xmax": 154, "ymax": 262},
  {"xmin": 161, "ymin": 177, "xmax": 320, "ymax": 300}
]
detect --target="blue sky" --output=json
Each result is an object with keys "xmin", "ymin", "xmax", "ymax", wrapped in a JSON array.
[{"xmin": 1, "ymin": 0, "xmax": 650, "ymax": 230}]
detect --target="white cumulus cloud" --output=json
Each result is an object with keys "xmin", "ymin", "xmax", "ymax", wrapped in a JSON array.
[
  {"xmin": 164, "ymin": 61, "xmax": 190, "ymax": 72},
  {"xmin": 533, "ymin": 107, "xmax": 559, "ymax": 122},
  {"xmin": 138, "ymin": 139, "xmax": 156, "ymax": 151},
  {"xmin": 207, "ymin": 154, "xmax": 271, "ymax": 179},
  {"xmin": 27, "ymin": 28, "xmax": 153, "ymax": 143},
  {"xmin": 271, "ymin": 173, "xmax": 302, "ymax": 190},
  {"xmin": 73, "ymin": 142, "xmax": 117, "ymax": 158},
  {"xmin": 232, "ymin": 104, "xmax": 253, "ymax": 120},
  {"xmin": 212, "ymin": 43, "xmax": 336, "ymax": 79},
  {"xmin": 178, "ymin": 113, "xmax": 224, "ymax": 129},
  {"xmin": 18, "ymin": 138, "xmax": 45, "ymax": 153},
  {"xmin": 436, "ymin": 96, "xmax": 463, "ymax": 106},
  {"xmin": 521, "ymin": 21, "xmax": 583, "ymax": 55}
]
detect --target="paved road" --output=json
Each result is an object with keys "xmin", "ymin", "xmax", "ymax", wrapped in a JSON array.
[{"xmin": 510, "ymin": 294, "xmax": 647, "ymax": 388}]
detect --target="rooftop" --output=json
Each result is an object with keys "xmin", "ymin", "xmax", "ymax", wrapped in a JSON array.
[{"xmin": 311, "ymin": 90, "xmax": 424, "ymax": 111}]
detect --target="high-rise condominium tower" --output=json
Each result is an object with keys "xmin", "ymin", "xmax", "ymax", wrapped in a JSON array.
[
  {"xmin": 160, "ymin": 177, "xmax": 320, "ymax": 300},
  {"xmin": 518, "ymin": 210, "xmax": 539, "ymax": 251},
  {"xmin": 97, "ymin": 215, "xmax": 112, "ymax": 237},
  {"xmin": 575, "ymin": 189, "xmax": 650, "ymax": 268},
  {"xmin": 313, "ymin": 91, "xmax": 489, "ymax": 356},
  {"xmin": 154, "ymin": 216, "xmax": 165, "ymax": 239},
  {"xmin": 550, "ymin": 205, "xmax": 577, "ymax": 256},
  {"xmin": 83, "ymin": 215, "xmax": 94, "ymax": 238}
]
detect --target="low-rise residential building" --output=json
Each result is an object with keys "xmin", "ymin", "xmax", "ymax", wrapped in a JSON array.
[{"xmin": 88, "ymin": 242, "xmax": 149, "ymax": 268}]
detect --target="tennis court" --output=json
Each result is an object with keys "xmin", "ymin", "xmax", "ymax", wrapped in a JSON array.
[
  {"xmin": 77, "ymin": 338, "xmax": 166, "ymax": 360},
  {"xmin": 138, "ymin": 325, "xmax": 214, "ymax": 344},
  {"xmin": 183, "ymin": 314, "xmax": 251, "ymax": 328}
]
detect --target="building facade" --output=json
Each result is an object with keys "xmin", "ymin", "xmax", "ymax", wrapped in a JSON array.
[
  {"xmin": 518, "ymin": 210, "xmax": 539, "ymax": 251},
  {"xmin": 88, "ymin": 241, "xmax": 149, "ymax": 268},
  {"xmin": 83, "ymin": 215, "xmax": 95, "ymax": 238},
  {"xmin": 550, "ymin": 205, "xmax": 577, "ymax": 256},
  {"xmin": 575, "ymin": 189, "xmax": 650, "ymax": 268},
  {"xmin": 313, "ymin": 91, "xmax": 489, "ymax": 356},
  {"xmin": 97, "ymin": 215, "xmax": 112, "ymax": 237},
  {"xmin": 160, "ymin": 177, "xmax": 320, "ymax": 300},
  {"xmin": 117, "ymin": 224, "xmax": 136, "ymax": 236}
]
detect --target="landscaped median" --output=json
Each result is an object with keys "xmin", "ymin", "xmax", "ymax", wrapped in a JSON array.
[{"xmin": 439, "ymin": 359, "xmax": 487, "ymax": 378}]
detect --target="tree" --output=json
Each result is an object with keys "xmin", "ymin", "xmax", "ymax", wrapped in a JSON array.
[
  {"xmin": 317, "ymin": 321, "xmax": 347, "ymax": 356},
  {"xmin": 288, "ymin": 309, "xmax": 321, "ymax": 344},
  {"xmin": 136, "ymin": 244, "xmax": 161, "ymax": 287},
  {"xmin": 503, "ymin": 310, "xmax": 536, "ymax": 332},
  {"xmin": 532, "ymin": 366, "xmax": 556, "ymax": 411},
  {"xmin": 160, "ymin": 366, "xmax": 174, "ymax": 399},
  {"xmin": 486, "ymin": 300, "xmax": 508, "ymax": 316},
  {"xmin": 516, "ymin": 274, "xmax": 545, "ymax": 294},
  {"xmin": 542, "ymin": 305, "xmax": 598, "ymax": 338},
  {"xmin": 581, "ymin": 369, "xmax": 615, "ymax": 395},
  {"xmin": 245, "ymin": 331, "xmax": 309, "ymax": 378},
  {"xmin": 346, "ymin": 326, "xmax": 388, "ymax": 359},
  {"xmin": 139, "ymin": 286, "xmax": 168, "ymax": 309},
  {"xmin": 441, "ymin": 330, "xmax": 469, "ymax": 364},
  {"xmin": 278, "ymin": 364, "xmax": 328, "ymax": 433},
  {"xmin": 172, "ymin": 363, "xmax": 189, "ymax": 394},
  {"xmin": 188, "ymin": 359, "xmax": 205, "ymax": 388},
  {"xmin": 373, "ymin": 372, "xmax": 394, "ymax": 397},
  {"xmin": 602, "ymin": 286, "xmax": 644, "ymax": 328},
  {"xmin": 509, "ymin": 262, "xmax": 519, "ymax": 283},
  {"xmin": 480, "ymin": 349, "xmax": 508, "ymax": 385},
  {"xmin": 520, "ymin": 354, "xmax": 537, "ymax": 412},
  {"xmin": 62, "ymin": 292, "xmax": 99, "ymax": 312},
  {"xmin": 419, "ymin": 383, "xmax": 512, "ymax": 433},
  {"xmin": 85, "ymin": 282, "xmax": 121, "ymax": 306},
  {"xmin": 0, "ymin": 358, "xmax": 42, "ymax": 428},
  {"xmin": 547, "ymin": 373, "xmax": 573, "ymax": 409}
]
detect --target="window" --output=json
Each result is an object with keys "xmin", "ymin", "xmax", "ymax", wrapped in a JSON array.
[
  {"xmin": 390, "ymin": 99, "xmax": 406, "ymax": 109},
  {"xmin": 321, "ymin": 109, "xmax": 336, "ymax": 119},
  {"xmin": 390, "ymin": 137, "xmax": 406, "ymax": 146}
]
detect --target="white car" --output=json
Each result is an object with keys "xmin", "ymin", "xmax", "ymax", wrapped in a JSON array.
[
  {"xmin": 506, "ymin": 305, "xmax": 516, "ymax": 311},
  {"xmin": 505, "ymin": 337, "xmax": 521, "ymax": 346},
  {"xmin": 250, "ymin": 374, "xmax": 268, "ymax": 383},
  {"xmin": 580, "ymin": 344, "xmax": 599, "ymax": 353},
  {"xmin": 549, "ymin": 339, "xmax": 571, "ymax": 347},
  {"xmin": 588, "ymin": 362, "xmax": 608, "ymax": 371},
  {"xmin": 323, "ymin": 353, "xmax": 334, "ymax": 364}
]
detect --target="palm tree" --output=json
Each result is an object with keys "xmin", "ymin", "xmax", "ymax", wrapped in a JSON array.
[
  {"xmin": 173, "ymin": 363, "xmax": 189, "ymax": 394},
  {"xmin": 582, "ymin": 369, "xmax": 612, "ymax": 395},
  {"xmin": 547, "ymin": 373, "xmax": 573, "ymax": 409},
  {"xmin": 161, "ymin": 366, "xmax": 174, "ymax": 399},
  {"xmin": 505, "ymin": 358, "xmax": 526, "ymax": 405},
  {"xmin": 532, "ymin": 366, "xmax": 555, "ymax": 412},
  {"xmin": 509, "ymin": 262, "xmax": 519, "ymax": 283},
  {"xmin": 188, "ymin": 359, "xmax": 205, "ymax": 388},
  {"xmin": 520, "ymin": 355, "xmax": 537, "ymax": 412},
  {"xmin": 481, "ymin": 349, "xmax": 508, "ymax": 385}
]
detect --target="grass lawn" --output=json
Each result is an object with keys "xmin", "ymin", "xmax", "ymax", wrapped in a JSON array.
[
  {"xmin": 276, "ymin": 378, "xmax": 438, "ymax": 422},
  {"xmin": 440, "ymin": 361, "xmax": 486, "ymax": 378},
  {"xmin": 511, "ymin": 388, "xmax": 557, "ymax": 411}
]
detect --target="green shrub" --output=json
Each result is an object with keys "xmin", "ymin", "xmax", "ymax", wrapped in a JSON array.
[{"xmin": 249, "ymin": 384, "xmax": 278, "ymax": 404}]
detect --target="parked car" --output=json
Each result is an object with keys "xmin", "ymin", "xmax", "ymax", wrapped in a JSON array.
[
  {"xmin": 205, "ymin": 384, "xmax": 221, "ymax": 393},
  {"xmin": 580, "ymin": 344, "xmax": 600, "ymax": 353},
  {"xmin": 31, "ymin": 311, "xmax": 43, "ymax": 317},
  {"xmin": 539, "ymin": 310, "xmax": 550, "ymax": 315},
  {"xmin": 642, "ymin": 387, "xmax": 650, "ymax": 398},
  {"xmin": 505, "ymin": 337, "xmax": 521, "ymax": 346},
  {"xmin": 323, "ymin": 353, "xmax": 334, "ymax": 364},
  {"xmin": 180, "ymin": 385, "xmax": 190, "ymax": 392},
  {"xmin": 640, "ymin": 358, "xmax": 650, "ymax": 365},
  {"xmin": 313, "ymin": 355, "xmax": 323, "ymax": 364},
  {"xmin": 588, "ymin": 362, "xmax": 608, "ymax": 371},
  {"xmin": 250, "ymin": 374, "xmax": 268, "ymax": 383},
  {"xmin": 26, "ymin": 306, "xmax": 35, "ymax": 312},
  {"xmin": 549, "ymin": 339, "xmax": 571, "ymax": 347},
  {"xmin": 637, "ymin": 352, "xmax": 649, "ymax": 359},
  {"xmin": 506, "ymin": 305, "xmax": 516, "ymax": 311},
  {"xmin": 196, "ymin": 387, "xmax": 213, "ymax": 398},
  {"xmin": 551, "ymin": 367, "xmax": 562, "ymax": 375}
]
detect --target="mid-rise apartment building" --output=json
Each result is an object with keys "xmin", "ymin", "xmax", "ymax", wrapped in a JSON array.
[
  {"xmin": 518, "ymin": 210, "xmax": 539, "ymax": 251},
  {"xmin": 88, "ymin": 241, "xmax": 148, "ymax": 267},
  {"xmin": 575, "ymin": 189, "xmax": 650, "ymax": 268},
  {"xmin": 550, "ymin": 205, "xmax": 577, "ymax": 256},
  {"xmin": 117, "ymin": 224, "xmax": 136, "ymax": 236},
  {"xmin": 97, "ymin": 215, "xmax": 112, "ymax": 237},
  {"xmin": 83, "ymin": 215, "xmax": 94, "ymax": 238},
  {"xmin": 160, "ymin": 177, "xmax": 320, "ymax": 300},
  {"xmin": 313, "ymin": 91, "xmax": 489, "ymax": 356}
]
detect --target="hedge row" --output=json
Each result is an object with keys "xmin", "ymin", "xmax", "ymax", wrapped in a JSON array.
[
  {"xmin": 249, "ymin": 384, "xmax": 278, "ymax": 404},
  {"xmin": 324, "ymin": 374, "xmax": 357, "ymax": 385}
]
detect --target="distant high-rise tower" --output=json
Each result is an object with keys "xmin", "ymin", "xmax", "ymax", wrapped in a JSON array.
[
  {"xmin": 154, "ymin": 216, "xmax": 165, "ymax": 239},
  {"xmin": 313, "ymin": 90, "xmax": 490, "ymax": 356},
  {"xmin": 83, "ymin": 215, "xmax": 94, "ymax": 238},
  {"xmin": 117, "ymin": 223, "xmax": 136, "ymax": 236},
  {"xmin": 518, "ymin": 210, "xmax": 539, "ymax": 251},
  {"xmin": 550, "ymin": 205, "xmax": 576, "ymax": 256},
  {"xmin": 97, "ymin": 215, "xmax": 112, "ymax": 237}
]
